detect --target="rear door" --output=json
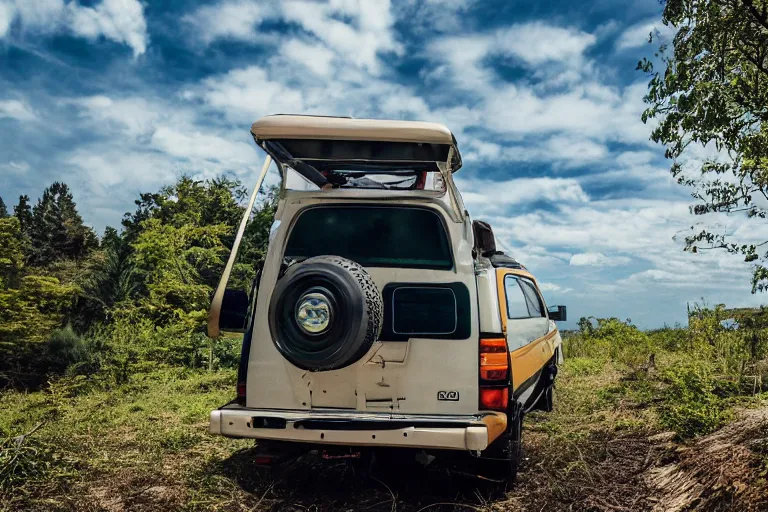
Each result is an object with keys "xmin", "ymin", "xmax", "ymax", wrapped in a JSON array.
[
  {"xmin": 498, "ymin": 270, "xmax": 557, "ymax": 404},
  {"xmin": 246, "ymin": 202, "xmax": 481, "ymax": 415}
]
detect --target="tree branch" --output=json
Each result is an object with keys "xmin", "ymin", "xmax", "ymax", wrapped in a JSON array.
[
  {"xmin": 735, "ymin": 41, "xmax": 768, "ymax": 78},
  {"xmin": 742, "ymin": 0, "xmax": 768, "ymax": 32}
]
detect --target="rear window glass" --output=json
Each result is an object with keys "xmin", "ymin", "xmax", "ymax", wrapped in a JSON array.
[
  {"xmin": 392, "ymin": 287, "xmax": 457, "ymax": 335},
  {"xmin": 284, "ymin": 206, "xmax": 453, "ymax": 269}
]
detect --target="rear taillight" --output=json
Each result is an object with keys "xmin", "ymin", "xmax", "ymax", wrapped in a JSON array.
[
  {"xmin": 236, "ymin": 381, "xmax": 246, "ymax": 402},
  {"xmin": 480, "ymin": 338, "xmax": 508, "ymax": 381},
  {"xmin": 480, "ymin": 388, "xmax": 509, "ymax": 409},
  {"xmin": 479, "ymin": 337, "xmax": 509, "ymax": 411}
]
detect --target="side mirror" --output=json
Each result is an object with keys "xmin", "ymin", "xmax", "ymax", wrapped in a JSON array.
[
  {"xmin": 548, "ymin": 305, "xmax": 567, "ymax": 322},
  {"xmin": 218, "ymin": 289, "xmax": 250, "ymax": 333}
]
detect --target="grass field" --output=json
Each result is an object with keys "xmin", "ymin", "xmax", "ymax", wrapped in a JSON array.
[{"xmin": 3, "ymin": 347, "xmax": 767, "ymax": 512}]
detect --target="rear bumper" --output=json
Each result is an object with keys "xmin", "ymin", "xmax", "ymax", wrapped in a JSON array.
[{"xmin": 210, "ymin": 406, "xmax": 507, "ymax": 451}]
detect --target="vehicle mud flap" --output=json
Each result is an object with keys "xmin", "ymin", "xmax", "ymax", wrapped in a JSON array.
[{"xmin": 473, "ymin": 402, "xmax": 523, "ymax": 484}]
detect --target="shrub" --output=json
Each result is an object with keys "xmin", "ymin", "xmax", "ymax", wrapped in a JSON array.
[
  {"xmin": 658, "ymin": 361, "xmax": 732, "ymax": 439},
  {"xmin": 565, "ymin": 317, "xmax": 654, "ymax": 371},
  {"xmin": 74, "ymin": 319, "xmax": 240, "ymax": 386},
  {"xmin": 46, "ymin": 326, "xmax": 93, "ymax": 374},
  {"xmin": 647, "ymin": 326, "xmax": 688, "ymax": 352}
]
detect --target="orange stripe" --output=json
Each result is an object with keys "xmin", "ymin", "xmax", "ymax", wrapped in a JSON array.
[{"xmin": 509, "ymin": 330, "xmax": 557, "ymax": 390}]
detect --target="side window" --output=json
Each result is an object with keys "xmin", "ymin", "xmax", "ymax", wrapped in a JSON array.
[
  {"xmin": 504, "ymin": 275, "xmax": 546, "ymax": 319},
  {"xmin": 504, "ymin": 276, "xmax": 529, "ymax": 319},
  {"xmin": 504, "ymin": 274, "xmax": 550, "ymax": 348},
  {"xmin": 519, "ymin": 280, "xmax": 545, "ymax": 318}
]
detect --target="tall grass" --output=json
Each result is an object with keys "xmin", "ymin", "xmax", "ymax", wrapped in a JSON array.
[{"xmin": 563, "ymin": 305, "xmax": 768, "ymax": 438}]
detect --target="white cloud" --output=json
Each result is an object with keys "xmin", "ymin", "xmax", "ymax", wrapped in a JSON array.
[
  {"xmin": 183, "ymin": 0, "xmax": 269, "ymax": 44},
  {"xmin": 1, "ymin": 160, "xmax": 30, "ymax": 174},
  {"xmin": 396, "ymin": 0, "xmax": 474, "ymax": 33},
  {"xmin": 0, "ymin": 0, "xmax": 148, "ymax": 57},
  {"xmin": 281, "ymin": 0, "xmax": 401, "ymax": 75},
  {"xmin": 150, "ymin": 126, "xmax": 256, "ymax": 165},
  {"xmin": 495, "ymin": 23, "xmax": 596, "ymax": 66},
  {"xmin": 280, "ymin": 39, "xmax": 336, "ymax": 76},
  {"xmin": 4, "ymin": 0, "xmax": 64, "ymax": 31},
  {"xmin": 0, "ymin": 2, "xmax": 16, "ymax": 37},
  {"xmin": 0, "ymin": 99, "xmax": 36, "ymax": 121},
  {"xmin": 68, "ymin": 0, "xmax": 148, "ymax": 57},
  {"xmin": 427, "ymin": 22, "xmax": 596, "ymax": 97},
  {"xmin": 539, "ymin": 282, "xmax": 573, "ymax": 293},
  {"xmin": 193, "ymin": 66, "xmax": 306, "ymax": 123},
  {"xmin": 184, "ymin": 0, "xmax": 401, "ymax": 75},
  {"xmin": 570, "ymin": 252, "xmax": 631, "ymax": 267},
  {"xmin": 64, "ymin": 148, "xmax": 178, "ymax": 193},
  {"xmin": 426, "ymin": 25, "xmax": 654, "ymax": 157},
  {"xmin": 479, "ymin": 195, "xmax": 754, "ymax": 298},
  {"xmin": 616, "ymin": 18, "xmax": 675, "ymax": 51},
  {"xmin": 461, "ymin": 135, "xmax": 608, "ymax": 167},
  {"xmin": 67, "ymin": 96, "xmax": 166, "ymax": 138},
  {"xmin": 457, "ymin": 177, "xmax": 589, "ymax": 216}
]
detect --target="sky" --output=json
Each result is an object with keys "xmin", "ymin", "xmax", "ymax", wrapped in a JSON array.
[{"xmin": 1, "ymin": 0, "xmax": 765, "ymax": 329}]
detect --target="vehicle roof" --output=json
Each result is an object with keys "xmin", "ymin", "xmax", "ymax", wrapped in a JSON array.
[{"xmin": 251, "ymin": 114, "xmax": 456, "ymax": 146}]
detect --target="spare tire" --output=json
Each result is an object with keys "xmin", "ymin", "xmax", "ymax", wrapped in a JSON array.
[{"xmin": 268, "ymin": 255, "xmax": 383, "ymax": 371}]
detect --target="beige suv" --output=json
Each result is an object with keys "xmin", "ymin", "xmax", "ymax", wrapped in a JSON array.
[{"xmin": 208, "ymin": 115, "xmax": 566, "ymax": 482}]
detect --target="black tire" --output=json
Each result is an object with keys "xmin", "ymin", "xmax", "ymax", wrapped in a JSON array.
[
  {"xmin": 480, "ymin": 407, "xmax": 523, "ymax": 483},
  {"xmin": 268, "ymin": 255, "xmax": 383, "ymax": 371}
]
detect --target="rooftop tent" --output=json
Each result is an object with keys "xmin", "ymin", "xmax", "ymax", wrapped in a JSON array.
[{"xmin": 250, "ymin": 115, "xmax": 462, "ymax": 188}]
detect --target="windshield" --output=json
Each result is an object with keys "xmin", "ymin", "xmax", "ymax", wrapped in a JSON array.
[{"xmin": 284, "ymin": 206, "xmax": 453, "ymax": 269}]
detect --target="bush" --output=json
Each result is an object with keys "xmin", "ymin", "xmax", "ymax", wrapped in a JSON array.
[
  {"xmin": 72, "ymin": 319, "xmax": 240, "ymax": 386},
  {"xmin": 658, "ymin": 361, "xmax": 732, "ymax": 439},
  {"xmin": 46, "ymin": 326, "xmax": 94, "ymax": 374},
  {"xmin": 647, "ymin": 326, "xmax": 688, "ymax": 352},
  {"xmin": 565, "ymin": 317, "xmax": 654, "ymax": 371}
]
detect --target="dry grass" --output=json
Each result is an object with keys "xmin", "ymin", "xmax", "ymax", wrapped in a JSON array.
[{"xmin": 1, "ymin": 360, "xmax": 767, "ymax": 511}]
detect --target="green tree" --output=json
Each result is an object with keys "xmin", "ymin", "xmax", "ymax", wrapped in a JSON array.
[
  {"xmin": 101, "ymin": 226, "xmax": 121, "ymax": 252},
  {"xmin": 122, "ymin": 176, "xmax": 245, "ymax": 246},
  {"xmin": 73, "ymin": 233, "xmax": 139, "ymax": 331},
  {"xmin": 13, "ymin": 195, "xmax": 33, "ymax": 258},
  {"xmin": 0, "ymin": 217, "xmax": 24, "ymax": 288},
  {"xmin": 132, "ymin": 218, "xmax": 229, "ymax": 327},
  {"xmin": 125, "ymin": 176, "xmax": 275, "ymax": 326},
  {"xmin": 641, "ymin": 0, "xmax": 768, "ymax": 291},
  {"xmin": 28, "ymin": 183, "xmax": 97, "ymax": 266},
  {"xmin": 0, "ymin": 196, "xmax": 7, "ymax": 218},
  {"xmin": 0, "ymin": 275, "xmax": 78, "ymax": 344}
]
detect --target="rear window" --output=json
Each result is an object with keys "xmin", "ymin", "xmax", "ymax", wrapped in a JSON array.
[{"xmin": 284, "ymin": 206, "xmax": 453, "ymax": 270}]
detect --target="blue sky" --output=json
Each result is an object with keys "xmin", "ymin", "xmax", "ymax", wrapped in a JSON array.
[{"xmin": 1, "ymin": 0, "xmax": 765, "ymax": 328}]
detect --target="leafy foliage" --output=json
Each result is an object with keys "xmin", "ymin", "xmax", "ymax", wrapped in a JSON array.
[
  {"xmin": 565, "ymin": 317, "xmax": 654, "ymax": 371},
  {"xmin": 641, "ymin": 0, "xmax": 768, "ymax": 291},
  {"xmin": 567, "ymin": 305, "xmax": 768, "ymax": 439},
  {"xmin": 28, "ymin": 183, "xmax": 97, "ymax": 267},
  {"xmin": 658, "ymin": 360, "xmax": 733, "ymax": 438},
  {"xmin": 1, "ymin": 175, "xmax": 275, "ymax": 388},
  {"xmin": 0, "ymin": 217, "xmax": 24, "ymax": 289},
  {"xmin": 73, "ymin": 236, "xmax": 139, "ymax": 331}
]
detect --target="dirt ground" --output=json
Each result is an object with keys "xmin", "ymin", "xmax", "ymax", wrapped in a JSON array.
[
  {"xmin": 4, "ymin": 368, "xmax": 768, "ymax": 511},
  {"xmin": 79, "ymin": 408, "xmax": 768, "ymax": 512}
]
